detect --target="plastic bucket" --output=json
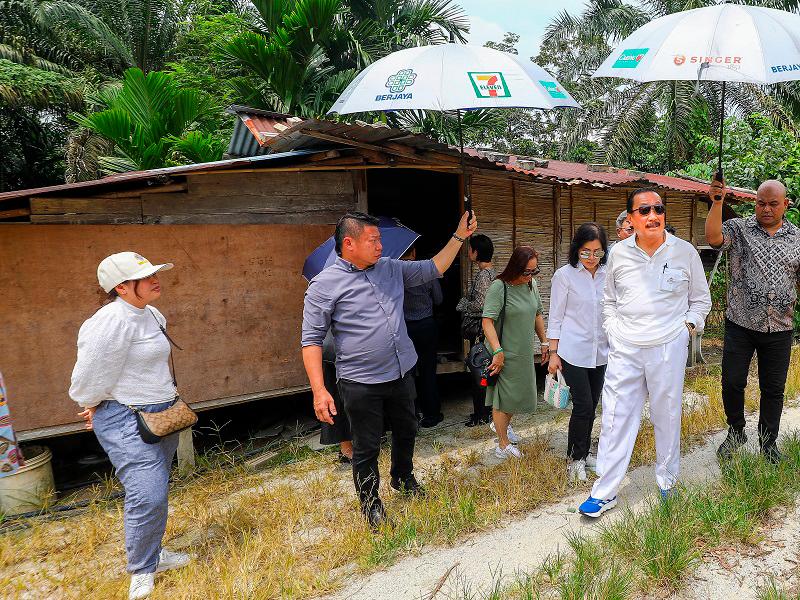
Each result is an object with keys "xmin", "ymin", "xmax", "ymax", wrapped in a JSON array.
[{"xmin": 0, "ymin": 445, "xmax": 56, "ymax": 516}]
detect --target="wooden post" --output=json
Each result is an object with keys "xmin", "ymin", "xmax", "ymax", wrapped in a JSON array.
[
  {"xmin": 177, "ymin": 428, "xmax": 196, "ymax": 475},
  {"xmin": 352, "ymin": 171, "xmax": 368, "ymax": 212}
]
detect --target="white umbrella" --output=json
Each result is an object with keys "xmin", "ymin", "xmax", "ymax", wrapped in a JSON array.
[
  {"xmin": 328, "ymin": 43, "xmax": 580, "ymax": 214},
  {"xmin": 593, "ymin": 3, "xmax": 800, "ymax": 178}
]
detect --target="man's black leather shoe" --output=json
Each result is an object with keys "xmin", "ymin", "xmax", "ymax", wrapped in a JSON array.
[
  {"xmin": 717, "ymin": 428, "xmax": 747, "ymax": 461},
  {"xmin": 762, "ymin": 443, "xmax": 784, "ymax": 465},
  {"xmin": 390, "ymin": 475, "xmax": 425, "ymax": 496},
  {"xmin": 362, "ymin": 498, "xmax": 387, "ymax": 531}
]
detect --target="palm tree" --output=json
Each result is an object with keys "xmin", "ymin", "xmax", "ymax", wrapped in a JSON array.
[
  {"xmin": 223, "ymin": 0, "xmax": 468, "ymax": 117},
  {"xmin": 541, "ymin": 0, "xmax": 800, "ymax": 171},
  {"xmin": 72, "ymin": 67, "xmax": 224, "ymax": 173}
]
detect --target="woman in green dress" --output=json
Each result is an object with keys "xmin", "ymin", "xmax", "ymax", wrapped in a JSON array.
[{"xmin": 482, "ymin": 245, "xmax": 549, "ymax": 459}]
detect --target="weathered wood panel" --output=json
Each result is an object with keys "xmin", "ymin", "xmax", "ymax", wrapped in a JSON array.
[
  {"xmin": 515, "ymin": 181, "xmax": 556, "ymax": 314},
  {"xmin": 0, "ymin": 224, "xmax": 331, "ymax": 433},
  {"xmin": 30, "ymin": 197, "xmax": 142, "ymax": 215},
  {"xmin": 471, "ymin": 175, "xmax": 515, "ymax": 270}
]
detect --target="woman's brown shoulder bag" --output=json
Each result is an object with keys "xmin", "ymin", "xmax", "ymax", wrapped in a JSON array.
[{"xmin": 133, "ymin": 310, "xmax": 198, "ymax": 444}]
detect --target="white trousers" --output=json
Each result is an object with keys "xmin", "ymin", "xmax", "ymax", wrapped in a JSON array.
[{"xmin": 591, "ymin": 327, "xmax": 689, "ymax": 500}]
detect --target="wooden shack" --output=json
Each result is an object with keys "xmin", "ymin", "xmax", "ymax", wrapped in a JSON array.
[{"xmin": 0, "ymin": 112, "xmax": 754, "ymax": 439}]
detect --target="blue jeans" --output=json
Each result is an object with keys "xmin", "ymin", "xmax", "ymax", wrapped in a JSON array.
[{"xmin": 93, "ymin": 399, "xmax": 179, "ymax": 574}]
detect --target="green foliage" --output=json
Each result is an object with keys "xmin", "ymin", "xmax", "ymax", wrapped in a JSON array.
[
  {"xmin": 0, "ymin": 58, "xmax": 84, "ymax": 109},
  {"xmin": 539, "ymin": 1, "xmax": 800, "ymax": 169},
  {"xmin": 72, "ymin": 67, "xmax": 223, "ymax": 173},
  {"xmin": 682, "ymin": 113, "xmax": 800, "ymax": 210},
  {"xmin": 223, "ymin": 0, "xmax": 468, "ymax": 117}
]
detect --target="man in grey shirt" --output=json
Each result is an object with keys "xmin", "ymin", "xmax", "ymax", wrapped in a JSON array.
[{"xmin": 302, "ymin": 210, "xmax": 477, "ymax": 528}]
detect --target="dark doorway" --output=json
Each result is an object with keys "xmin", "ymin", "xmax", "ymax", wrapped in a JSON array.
[{"xmin": 366, "ymin": 169, "xmax": 464, "ymax": 364}]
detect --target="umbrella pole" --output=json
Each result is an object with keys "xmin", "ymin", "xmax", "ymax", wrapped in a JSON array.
[
  {"xmin": 715, "ymin": 81, "xmax": 726, "ymax": 182},
  {"xmin": 458, "ymin": 109, "xmax": 472, "ymax": 221}
]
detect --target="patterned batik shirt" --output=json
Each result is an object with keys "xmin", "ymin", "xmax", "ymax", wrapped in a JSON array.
[{"xmin": 716, "ymin": 216, "xmax": 800, "ymax": 332}]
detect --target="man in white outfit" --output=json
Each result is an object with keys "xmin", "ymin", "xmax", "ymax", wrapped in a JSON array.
[{"xmin": 579, "ymin": 188, "xmax": 712, "ymax": 517}]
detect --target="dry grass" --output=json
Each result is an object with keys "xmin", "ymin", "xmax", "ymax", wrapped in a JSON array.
[{"xmin": 2, "ymin": 348, "xmax": 798, "ymax": 599}]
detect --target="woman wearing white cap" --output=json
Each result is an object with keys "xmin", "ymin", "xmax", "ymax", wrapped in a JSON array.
[{"xmin": 69, "ymin": 252, "xmax": 190, "ymax": 600}]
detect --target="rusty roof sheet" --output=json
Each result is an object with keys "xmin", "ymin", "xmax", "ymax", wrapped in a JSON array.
[{"xmin": 496, "ymin": 156, "xmax": 756, "ymax": 201}]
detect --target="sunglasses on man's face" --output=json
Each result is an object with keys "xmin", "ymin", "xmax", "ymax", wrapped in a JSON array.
[
  {"xmin": 634, "ymin": 204, "xmax": 666, "ymax": 216},
  {"xmin": 579, "ymin": 249, "xmax": 605, "ymax": 259},
  {"xmin": 522, "ymin": 268, "xmax": 540, "ymax": 276}
]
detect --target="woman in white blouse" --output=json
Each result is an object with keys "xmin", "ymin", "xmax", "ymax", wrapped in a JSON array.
[
  {"xmin": 547, "ymin": 223, "xmax": 609, "ymax": 482},
  {"xmin": 70, "ymin": 252, "xmax": 190, "ymax": 600}
]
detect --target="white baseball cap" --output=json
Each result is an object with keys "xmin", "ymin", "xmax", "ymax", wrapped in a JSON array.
[{"xmin": 97, "ymin": 252, "xmax": 174, "ymax": 293}]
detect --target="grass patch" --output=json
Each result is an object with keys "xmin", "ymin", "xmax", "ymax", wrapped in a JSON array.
[
  {"xmin": 506, "ymin": 431, "xmax": 800, "ymax": 599},
  {"xmin": 1, "ymin": 349, "xmax": 797, "ymax": 598}
]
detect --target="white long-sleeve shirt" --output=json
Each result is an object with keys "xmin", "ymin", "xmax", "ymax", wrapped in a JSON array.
[
  {"xmin": 547, "ymin": 263, "xmax": 608, "ymax": 368},
  {"xmin": 602, "ymin": 233, "xmax": 712, "ymax": 347},
  {"xmin": 69, "ymin": 297, "xmax": 176, "ymax": 407}
]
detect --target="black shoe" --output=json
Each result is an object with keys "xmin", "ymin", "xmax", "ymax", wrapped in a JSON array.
[
  {"xmin": 362, "ymin": 498, "xmax": 387, "ymax": 531},
  {"xmin": 390, "ymin": 475, "xmax": 425, "ymax": 496},
  {"xmin": 762, "ymin": 443, "xmax": 784, "ymax": 465},
  {"xmin": 419, "ymin": 413, "xmax": 444, "ymax": 428},
  {"xmin": 337, "ymin": 452, "xmax": 352, "ymax": 464},
  {"xmin": 478, "ymin": 412, "xmax": 492, "ymax": 425},
  {"xmin": 717, "ymin": 428, "xmax": 748, "ymax": 461},
  {"xmin": 465, "ymin": 414, "xmax": 480, "ymax": 427}
]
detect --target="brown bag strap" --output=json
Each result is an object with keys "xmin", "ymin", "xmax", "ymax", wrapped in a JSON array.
[{"xmin": 148, "ymin": 308, "xmax": 181, "ymax": 388}]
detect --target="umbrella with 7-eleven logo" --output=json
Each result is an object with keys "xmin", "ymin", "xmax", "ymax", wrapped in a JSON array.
[{"xmin": 328, "ymin": 43, "xmax": 580, "ymax": 215}]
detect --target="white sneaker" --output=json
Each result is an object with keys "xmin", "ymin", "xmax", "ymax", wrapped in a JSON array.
[
  {"xmin": 585, "ymin": 454, "xmax": 597, "ymax": 470},
  {"xmin": 567, "ymin": 459, "xmax": 587, "ymax": 482},
  {"xmin": 129, "ymin": 573, "xmax": 155, "ymax": 600},
  {"xmin": 490, "ymin": 422, "xmax": 521, "ymax": 443},
  {"xmin": 156, "ymin": 548, "xmax": 191, "ymax": 573},
  {"xmin": 495, "ymin": 443, "xmax": 523, "ymax": 459}
]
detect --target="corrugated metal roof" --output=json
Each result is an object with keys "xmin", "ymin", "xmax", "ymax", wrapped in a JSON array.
[
  {"xmin": 488, "ymin": 155, "xmax": 756, "ymax": 201},
  {"xmin": 226, "ymin": 106, "xmax": 304, "ymax": 157},
  {"xmin": 0, "ymin": 150, "xmax": 324, "ymax": 202}
]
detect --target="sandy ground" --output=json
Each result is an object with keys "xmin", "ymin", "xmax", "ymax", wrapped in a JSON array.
[{"xmin": 322, "ymin": 402, "xmax": 800, "ymax": 600}]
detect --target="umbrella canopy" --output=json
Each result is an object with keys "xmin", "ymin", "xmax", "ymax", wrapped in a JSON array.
[
  {"xmin": 592, "ymin": 3, "xmax": 800, "ymax": 179},
  {"xmin": 593, "ymin": 3, "xmax": 800, "ymax": 84},
  {"xmin": 328, "ymin": 43, "xmax": 580, "ymax": 115},
  {"xmin": 302, "ymin": 216, "xmax": 420, "ymax": 282}
]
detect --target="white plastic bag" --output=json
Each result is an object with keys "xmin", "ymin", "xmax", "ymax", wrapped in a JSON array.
[{"xmin": 544, "ymin": 370, "xmax": 571, "ymax": 410}]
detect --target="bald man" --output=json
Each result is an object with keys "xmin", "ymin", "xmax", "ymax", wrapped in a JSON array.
[{"xmin": 706, "ymin": 179, "xmax": 800, "ymax": 464}]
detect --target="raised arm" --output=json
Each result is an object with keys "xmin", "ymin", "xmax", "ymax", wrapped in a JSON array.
[
  {"xmin": 705, "ymin": 178, "xmax": 726, "ymax": 248},
  {"xmin": 432, "ymin": 211, "xmax": 477, "ymax": 276}
]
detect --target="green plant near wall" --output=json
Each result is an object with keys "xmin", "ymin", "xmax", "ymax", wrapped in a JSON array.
[{"xmin": 71, "ymin": 67, "xmax": 224, "ymax": 173}]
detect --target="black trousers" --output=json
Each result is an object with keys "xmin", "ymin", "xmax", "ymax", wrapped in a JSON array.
[
  {"xmin": 561, "ymin": 359, "xmax": 607, "ymax": 460},
  {"xmin": 721, "ymin": 318, "xmax": 794, "ymax": 448},
  {"xmin": 406, "ymin": 317, "xmax": 440, "ymax": 418},
  {"xmin": 338, "ymin": 373, "xmax": 418, "ymax": 508}
]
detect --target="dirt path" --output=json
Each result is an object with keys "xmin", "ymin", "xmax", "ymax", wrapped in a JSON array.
[{"xmin": 323, "ymin": 404, "xmax": 800, "ymax": 600}]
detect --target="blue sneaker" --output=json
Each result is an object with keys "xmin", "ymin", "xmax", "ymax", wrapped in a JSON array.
[
  {"xmin": 578, "ymin": 495, "xmax": 617, "ymax": 517},
  {"xmin": 659, "ymin": 488, "xmax": 678, "ymax": 501}
]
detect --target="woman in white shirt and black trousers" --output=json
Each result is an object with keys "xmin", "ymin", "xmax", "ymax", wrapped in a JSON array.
[
  {"xmin": 547, "ymin": 223, "xmax": 609, "ymax": 483},
  {"xmin": 70, "ymin": 252, "xmax": 190, "ymax": 600}
]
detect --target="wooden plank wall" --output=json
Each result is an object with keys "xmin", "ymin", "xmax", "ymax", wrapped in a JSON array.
[
  {"xmin": 0, "ymin": 224, "xmax": 333, "ymax": 433},
  {"xmin": 28, "ymin": 171, "xmax": 356, "ymax": 224},
  {"xmin": 470, "ymin": 174, "xmax": 557, "ymax": 354}
]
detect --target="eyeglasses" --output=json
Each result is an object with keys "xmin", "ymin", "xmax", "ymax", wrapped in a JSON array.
[
  {"xmin": 634, "ymin": 204, "xmax": 666, "ymax": 216},
  {"xmin": 522, "ymin": 268, "xmax": 540, "ymax": 276},
  {"xmin": 619, "ymin": 226, "xmax": 634, "ymax": 234},
  {"xmin": 579, "ymin": 249, "xmax": 605, "ymax": 259}
]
